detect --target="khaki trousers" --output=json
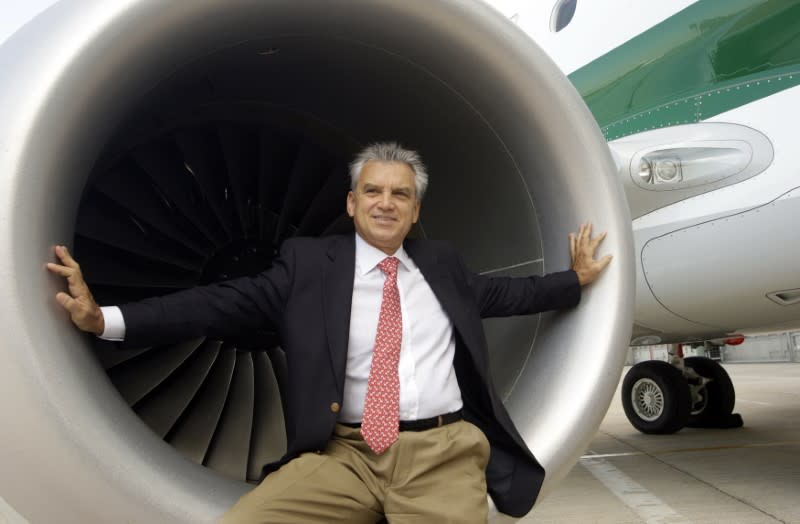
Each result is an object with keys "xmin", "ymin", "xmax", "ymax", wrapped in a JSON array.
[{"xmin": 219, "ymin": 420, "xmax": 490, "ymax": 523}]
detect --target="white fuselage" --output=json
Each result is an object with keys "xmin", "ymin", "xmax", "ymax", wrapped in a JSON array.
[{"xmin": 488, "ymin": 0, "xmax": 800, "ymax": 344}]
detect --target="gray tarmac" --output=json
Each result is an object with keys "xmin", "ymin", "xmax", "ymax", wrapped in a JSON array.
[
  {"xmin": 517, "ymin": 363, "xmax": 800, "ymax": 524},
  {"xmin": 1, "ymin": 363, "xmax": 796, "ymax": 523}
]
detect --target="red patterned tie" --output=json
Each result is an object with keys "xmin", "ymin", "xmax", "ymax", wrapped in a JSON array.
[{"xmin": 361, "ymin": 256, "xmax": 402, "ymax": 454}]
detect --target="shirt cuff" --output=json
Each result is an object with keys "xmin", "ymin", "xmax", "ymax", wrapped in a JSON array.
[{"xmin": 98, "ymin": 306, "xmax": 126, "ymax": 341}]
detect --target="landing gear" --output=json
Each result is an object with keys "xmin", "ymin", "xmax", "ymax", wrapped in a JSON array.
[
  {"xmin": 622, "ymin": 360, "xmax": 690, "ymax": 434},
  {"xmin": 685, "ymin": 356, "xmax": 742, "ymax": 429},
  {"xmin": 621, "ymin": 352, "xmax": 743, "ymax": 434}
]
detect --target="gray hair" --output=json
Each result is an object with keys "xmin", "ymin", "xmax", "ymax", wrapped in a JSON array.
[{"xmin": 349, "ymin": 142, "xmax": 429, "ymax": 200}]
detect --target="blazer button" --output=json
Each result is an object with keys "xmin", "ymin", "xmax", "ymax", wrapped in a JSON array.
[{"xmin": 330, "ymin": 402, "xmax": 341, "ymax": 414}]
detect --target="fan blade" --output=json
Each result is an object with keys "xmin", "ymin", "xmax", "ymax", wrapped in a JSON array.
[
  {"xmin": 218, "ymin": 125, "xmax": 258, "ymax": 236},
  {"xmin": 257, "ymin": 131, "xmax": 296, "ymax": 240},
  {"xmin": 247, "ymin": 351, "xmax": 287, "ymax": 481},
  {"xmin": 108, "ymin": 338, "xmax": 204, "ymax": 405},
  {"xmin": 131, "ymin": 140, "xmax": 227, "ymax": 247},
  {"xmin": 166, "ymin": 347, "xmax": 236, "ymax": 464},
  {"xmin": 76, "ymin": 236, "xmax": 199, "ymax": 289},
  {"xmin": 203, "ymin": 351, "xmax": 255, "ymax": 480},
  {"xmin": 274, "ymin": 142, "xmax": 332, "ymax": 243},
  {"xmin": 93, "ymin": 341, "xmax": 153, "ymax": 370},
  {"xmin": 295, "ymin": 166, "xmax": 349, "ymax": 236},
  {"xmin": 77, "ymin": 190, "xmax": 204, "ymax": 272},
  {"xmin": 134, "ymin": 339, "xmax": 222, "ymax": 438},
  {"xmin": 174, "ymin": 129, "xmax": 236, "ymax": 239},
  {"xmin": 265, "ymin": 346, "xmax": 289, "ymax": 416},
  {"xmin": 92, "ymin": 163, "xmax": 211, "ymax": 256}
]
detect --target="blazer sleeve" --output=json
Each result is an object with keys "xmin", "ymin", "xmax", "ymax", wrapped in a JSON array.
[
  {"xmin": 117, "ymin": 239, "xmax": 296, "ymax": 348},
  {"xmin": 456, "ymin": 250, "xmax": 581, "ymax": 318}
]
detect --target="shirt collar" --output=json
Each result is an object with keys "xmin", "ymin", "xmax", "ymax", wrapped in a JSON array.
[{"xmin": 355, "ymin": 233, "xmax": 413, "ymax": 276}]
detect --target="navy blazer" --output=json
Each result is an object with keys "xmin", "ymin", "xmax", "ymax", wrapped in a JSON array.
[{"xmin": 120, "ymin": 234, "xmax": 581, "ymax": 517}]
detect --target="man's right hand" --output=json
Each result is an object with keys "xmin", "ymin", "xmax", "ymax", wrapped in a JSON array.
[{"xmin": 46, "ymin": 245, "xmax": 104, "ymax": 335}]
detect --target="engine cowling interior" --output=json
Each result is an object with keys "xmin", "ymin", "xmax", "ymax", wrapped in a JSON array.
[{"xmin": 0, "ymin": 1, "xmax": 634, "ymax": 522}]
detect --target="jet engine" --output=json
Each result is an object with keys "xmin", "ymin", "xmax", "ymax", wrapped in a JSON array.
[{"xmin": 0, "ymin": 1, "xmax": 633, "ymax": 521}]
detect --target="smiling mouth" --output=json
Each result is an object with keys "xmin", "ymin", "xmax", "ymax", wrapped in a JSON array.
[{"xmin": 372, "ymin": 215, "xmax": 397, "ymax": 223}]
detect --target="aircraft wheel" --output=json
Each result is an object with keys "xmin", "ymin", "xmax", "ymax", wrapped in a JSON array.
[
  {"xmin": 622, "ymin": 361, "xmax": 690, "ymax": 434},
  {"xmin": 685, "ymin": 357, "xmax": 736, "ymax": 428}
]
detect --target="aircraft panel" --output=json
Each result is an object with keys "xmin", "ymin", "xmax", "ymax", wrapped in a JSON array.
[
  {"xmin": 569, "ymin": 0, "xmax": 800, "ymax": 141},
  {"xmin": 642, "ymin": 188, "xmax": 800, "ymax": 330}
]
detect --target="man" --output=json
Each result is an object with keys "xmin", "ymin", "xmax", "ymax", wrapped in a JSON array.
[{"xmin": 48, "ymin": 142, "xmax": 611, "ymax": 523}]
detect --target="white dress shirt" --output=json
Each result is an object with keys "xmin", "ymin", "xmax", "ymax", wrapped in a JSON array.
[
  {"xmin": 99, "ymin": 304, "xmax": 125, "ymax": 341},
  {"xmin": 100, "ymin": 233, "xmax": 464, "ymax": 422},
  {"xmin": 340, "ymin": 234, "xmax": 462, "ymax": 423}
]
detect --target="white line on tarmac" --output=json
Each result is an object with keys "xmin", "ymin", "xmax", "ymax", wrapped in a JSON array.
[
  {"xmin": 580, "ymin": 455, "xmax": 690, "ymax": 524},
  {"xmin": 581, "ymin": 451, "xmax": 643, "ymax": 459},
  {"xmin": 580, "ymin": 440, "xmax": 800, "ymax": 460},
  {"xmin": 736, "ymin": 398, "xmax": 771, "ymax": 405},
  {"xmin": 0, "ymin": 494, "xmax": 28, "ymax": 524}
]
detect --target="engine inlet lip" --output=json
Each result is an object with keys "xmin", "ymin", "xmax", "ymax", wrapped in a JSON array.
[{"xmin": 0, "ymin": 1, "xmax": 634, "ymax": 522}]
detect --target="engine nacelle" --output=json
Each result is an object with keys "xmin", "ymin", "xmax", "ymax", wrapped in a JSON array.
[{"xmin": 0, "ymin": 1, "xmax": 633, "ymax": 521}]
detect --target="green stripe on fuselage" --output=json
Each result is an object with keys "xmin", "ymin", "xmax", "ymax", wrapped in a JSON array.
[{"xmin": 568, "ymin": 0, "xmax": 800, "ymax": 140}]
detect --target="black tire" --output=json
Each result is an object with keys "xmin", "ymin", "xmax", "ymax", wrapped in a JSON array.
[
  {"xmin": 685, "ymin": 356, "xmax": 735, "ymax": 428},
  {"xmin": 622, "ymin": 361, "xmax": 690, "ymax": 434}
]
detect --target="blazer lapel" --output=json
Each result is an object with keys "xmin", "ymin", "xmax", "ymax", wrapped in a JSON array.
[
  {"xmin": 323, "ymin": 234, "xmax": 356, "ymax": 395},
  {"xmin": 404, "ymin": 239, "xmax": 478, "ymax": 346},
  {"xmin": 406, "ymin": 239, "xmax": 493, "ymax": 390}
]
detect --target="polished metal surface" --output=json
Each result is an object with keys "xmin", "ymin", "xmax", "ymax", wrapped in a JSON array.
[{"xmin": 0, "ymin": 0, "xmax": 633, "ymax": 522}]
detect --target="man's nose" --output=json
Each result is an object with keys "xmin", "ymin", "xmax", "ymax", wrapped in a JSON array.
[{"xmin": 378, "ymin": 191, "xmax": 394, "ymax": 208}]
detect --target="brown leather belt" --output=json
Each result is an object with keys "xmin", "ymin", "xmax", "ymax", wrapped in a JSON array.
[{"xmin": 340, "ymin": 410, "xmax": 463, "ymax": 432}]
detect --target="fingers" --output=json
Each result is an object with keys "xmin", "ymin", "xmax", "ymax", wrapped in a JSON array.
[
  {"xmin": 575, "ymin": 222, "xmax": 607, "ymax": 250},
  {"xmin": 576, "ymin": 223, "xmax": 587, "ymax": 245},
  {"xmin": 46, "ymin": 262, "xmax": 72, "ymax": 277},
  {"xmin": 47, "ymin": 246, "xmax": 80, "ymax": 278},
  {"xmin": 569, "ymin": 233, "xmax": 576, "ymax": 259},
  {"xmin": 49, "ymin": 245, "xmax": 103, "ymax": 333},
  {"xmin": 590, "ymin": 230, "xmax": 608, "ymax": 251},
  {"xmin": 50, "ymin": 245, "xmax": 95, "ymax": 301},
  {"xmin": 596, "ymin": 254, "xmax": 613, "ymax": 271},
  {"xmin": 49, "ymin": 245, "xmax": 92, "ymax": 293},
  {"xmin": 55, "ymin": 245, "xmax": 79, "ymax": 269},
  {"xmin": 55, "ymin": 291, "xmax": 88, "ymax": 321},
  {"xmin": 55, "ymin": 291, "xmax": 77, "ymax": 312}
]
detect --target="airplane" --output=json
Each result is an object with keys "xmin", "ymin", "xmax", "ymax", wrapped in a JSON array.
[
  {"xmin": 488, "ymin": 0, "xmax": 800, "ymax": 435},
  {"xmin": 0, "ymin": 0, "xmax": 794, "ymax": 523}
]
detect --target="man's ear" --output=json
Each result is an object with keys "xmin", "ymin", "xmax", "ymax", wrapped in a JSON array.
[
  {"xmin": 346, "ymin": 191, "xmax": 355, "ymax": 217},
  {"xmin": 412, "ymin": 199, "xmax": 421, "ymax": 223}
]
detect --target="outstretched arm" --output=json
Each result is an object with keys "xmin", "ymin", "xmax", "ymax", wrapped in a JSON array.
[
  {"xmin": 46, "ymin": 245, "xmax": 105, "ymax": 334},
  {"xmin": 465, "ymin": 222, "xmax": 612, "ymax": 318},
  {"xmin": 47, "ymin": 242, "xmax": 293, "ymax": 348}
]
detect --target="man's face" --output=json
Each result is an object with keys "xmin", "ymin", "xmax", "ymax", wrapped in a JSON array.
[{"xmin": 347, "ymin": 160, "xmax": 421, "ymax": 255}]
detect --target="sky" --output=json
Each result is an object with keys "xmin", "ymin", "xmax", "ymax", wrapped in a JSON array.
[{"xmin": 0, "ymin": 0, "xmax": 57, "ymax": 45}]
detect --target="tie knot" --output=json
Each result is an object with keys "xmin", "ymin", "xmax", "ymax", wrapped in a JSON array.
[{"xmin": 378, "ymin": 256, "xmax": 399, "ymax": 276}]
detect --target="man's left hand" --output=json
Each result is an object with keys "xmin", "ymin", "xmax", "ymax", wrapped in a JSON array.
[{"xmin": 569, "ymin": 222, "xmax": 612, "ymax": 286}]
